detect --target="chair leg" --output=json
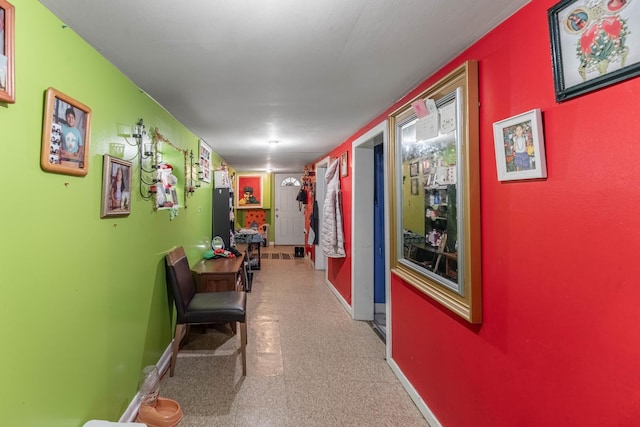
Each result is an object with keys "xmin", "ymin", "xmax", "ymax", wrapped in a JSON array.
[
  {"xmin": 170, "ymin": 324, "xmax": 186, "ymax": 377},
  {"xmin": 239, "ymin": 321, "xmax": 247, "ymax": 376}
]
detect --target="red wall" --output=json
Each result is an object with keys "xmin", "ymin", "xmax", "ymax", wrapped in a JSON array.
[
  {"xmin": 305, "ymin": 150, "xmax": 354, "ymax": 303},
  {"xmin": 331, "ymin": 0, "xmax": 640, "ymax": 425},
  {"xmin": 396, "ymin": 1, "xmax": 640, "ymax": 425},
  {"xmin": 320, "ymin": 151, "xmax": 353, "ymax": 304}
]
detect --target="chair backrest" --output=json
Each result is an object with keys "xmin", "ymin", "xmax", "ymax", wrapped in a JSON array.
[{"xmin": 165, "ymin": 247, "xmax": 196, "ymax": 323}]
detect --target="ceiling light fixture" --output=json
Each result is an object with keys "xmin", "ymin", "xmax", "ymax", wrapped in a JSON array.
[{"xmin": 267, "ymin": 140, "xmax": 280, "ymax": 145}]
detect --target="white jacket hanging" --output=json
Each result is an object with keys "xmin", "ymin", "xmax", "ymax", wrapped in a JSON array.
[{"xmin": 320, "ymin": 158, "xmax": 345, "ymax": 258}]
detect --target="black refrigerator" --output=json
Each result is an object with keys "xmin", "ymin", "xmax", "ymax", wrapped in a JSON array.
[{"xmin": 212, "ymin": 187, "xmax": 233, "ymax": 249}]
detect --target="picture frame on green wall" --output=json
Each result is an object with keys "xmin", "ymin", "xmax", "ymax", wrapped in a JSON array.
[
  {"xmin": 548, "ymin": 0, "xmax": 640, "ymax": 102},
  {"xmin": 41, "ymin": 87, "xmax": 92, "ymax": 177},
  {"xmin": 410, "ymin": 178, "xmax": 419, "ymax": 196},
  {"xmin": 0, "ymin": 0, "xmax": 15, "ymax": 103},
  {"xmin": 409, "ymin": 160, "xmax": 419, "ymax": 177},
  {"xmin": 101, "ymin": 155, "xmax": 132, "ymax": 218},
  {"xmin": 236, "ymin": 174, "xmax": 263, "ymax": 209},
  {"xmin": 199, "ymin": 139, "xmax": 212, "ymax": 183}
]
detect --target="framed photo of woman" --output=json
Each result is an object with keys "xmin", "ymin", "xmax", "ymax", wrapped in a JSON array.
[{"xmin": 101, "ymin": 155, "xmax": 132, "ymax": 218}]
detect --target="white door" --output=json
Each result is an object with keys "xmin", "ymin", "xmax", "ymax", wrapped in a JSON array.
[{"xmin": 274, "ymin": 174, "xmax": 305, "ymax": 245}]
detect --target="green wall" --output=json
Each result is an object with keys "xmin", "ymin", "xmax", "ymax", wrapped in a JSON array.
[
  {"xmin": 403, "ymin": 162, "xmax": 425, "ymax": 235},
  {"xmin": 0, "ymin": 3, "xmax": 220, "ymax": 425}
]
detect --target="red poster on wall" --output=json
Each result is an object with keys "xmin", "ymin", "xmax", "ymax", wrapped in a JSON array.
[{"xmin": 236, "ymin": 174, "xmax": 263, "ymax": 209}]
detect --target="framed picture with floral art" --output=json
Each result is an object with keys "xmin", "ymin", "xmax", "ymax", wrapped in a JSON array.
[{"xmin": 548, "ymin": 0, "xmax": 640, "ymax": 101}]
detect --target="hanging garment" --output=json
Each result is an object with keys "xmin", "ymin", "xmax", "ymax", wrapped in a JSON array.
[
  {"xmin": 320, "ymin": 158, "xmax": 345, "ymax": 258},
  {"xmin": 310, "ymin": 200, "xmax": 319, "ymax": 245},
  {"xmin": 296, "ymin": 185, "xmax": 308, "ymax": 211}
]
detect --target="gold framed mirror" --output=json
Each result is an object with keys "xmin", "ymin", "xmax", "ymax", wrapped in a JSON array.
[{"xmin": 389, "ymin": 61, "xmax": 481, "ymax": 323}]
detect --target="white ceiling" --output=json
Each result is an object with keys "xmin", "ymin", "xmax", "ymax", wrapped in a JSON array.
[{"xmin": 39, "ymin": 0, "xmax": 530, "ymax": 172}]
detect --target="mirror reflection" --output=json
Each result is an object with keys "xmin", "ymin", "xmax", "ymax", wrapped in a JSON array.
[{"xmin": 399, "ymin": 91, "xmax": 461, "ymax": 294}]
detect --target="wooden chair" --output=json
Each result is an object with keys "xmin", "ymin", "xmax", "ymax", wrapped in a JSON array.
[
  {"xmin": 165, "ymin": 247, "xmax": 247, "ymax": 376},
  {"xmin": 432, "ymin": 232, "xmax": 448, "ymax": 272}
]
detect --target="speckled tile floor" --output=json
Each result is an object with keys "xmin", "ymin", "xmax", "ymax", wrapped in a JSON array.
[{"xmin": 159, "ymin": 246, "xmax": 428, "ymax": 427}]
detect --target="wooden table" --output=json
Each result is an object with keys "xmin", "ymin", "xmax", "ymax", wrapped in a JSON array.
[
  {"xmin": 407, "ymin": 242, "xmax": 457, "ymax": 280},
  {"xmin": 191, "ymin": 248, "xmax": 246, "ymax": 292}
]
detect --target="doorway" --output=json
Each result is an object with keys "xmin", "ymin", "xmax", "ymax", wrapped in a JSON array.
[
  {"xmin": 351, "ymin": 120, "xmax": 388, "ymax": 348},
  {"xmin": 274, "ymin": 174, "xmax": 305, "ymax": 245},
  {"xmin": 373, "ymin": 142, "xmax": 386, "ymax": 339}
]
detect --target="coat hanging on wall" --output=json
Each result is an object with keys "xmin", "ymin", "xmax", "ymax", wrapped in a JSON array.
[
  {"xmin": 296, "ymin": 185, "xmax": 308, "ymax": 211},
  {"xmin": 320, "ymin": 158, "xmax": 345, "ymax": 258}
]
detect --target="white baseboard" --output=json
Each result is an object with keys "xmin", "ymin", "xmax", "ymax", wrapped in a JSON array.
[
  {"xmin": 324, "ymin": 280, "xmax": 435, "ymax": 426},
  {"xmin": 325, "ymin": 278, "xmax": 353, "ymax": 317},
  {"xmin": 119, "ymin": 343, "xmax": 173, "ymax": 423},
  {"xmin": 121, "ymin": 333, "xmax": 439, "ymax": 427},
  {"xmin": 387, "ymin": 357, "xmax": 441, "ymax": 427},
  {"xmin": 157, "ymin": 344, "xmax": 173, "ymax": 376}
]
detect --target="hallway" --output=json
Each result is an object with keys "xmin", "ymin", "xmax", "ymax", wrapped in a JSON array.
[{"xmin": 159, "ymin": 247, "xmax": 428, "ymax": 426}]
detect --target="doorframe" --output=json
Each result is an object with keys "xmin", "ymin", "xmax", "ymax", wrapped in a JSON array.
[
  {"xmin": 314, "ymin": 156, "xmax": 330, "ymax": 271},
  {"xmin": 273, "ymin": 173, "xmax": 305, "ymax": 246},
  {"xmin": 351, "ymin": 121, "xmax": 388, "ymax": 332}
]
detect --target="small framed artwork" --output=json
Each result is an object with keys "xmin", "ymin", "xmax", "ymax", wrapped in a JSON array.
[
  {"xmin": 422, "ymin": 158, "xmax": 430, "ymax": 174},
  {"xmin": 236, "ymin": 174, "xmax": 263, "ymax": 209},
  {"xmin": 0, "ymin": 0, "xmax": 14, "ymax": 103},
  {"xmin": 101, "ymin": 155, "xmax": 132, "ymax": 218},
  {"xmin": 198, "ymin": 139, "xmax": 212, "ymax": 183},
  {"xmin": 493, "ymin": 109, "xmax": 547, "ymax": 181},
  {"xmin": 340, "ymin": 151, "xmax": 348, "ymax": 177},
  {"xmin": 409, "ymin": 161, "xmax": 419, "ymax": 177},
  {"xmin": 41, "ymin": 87, "xmax": 92, "ymax": 176},
  {"xmin": 548, "ymin": 0, "xmax": 640, "ymax": 102},
  {"xmin": 410, "ymin": 178, "xmax": 419, "ymax": 195}
]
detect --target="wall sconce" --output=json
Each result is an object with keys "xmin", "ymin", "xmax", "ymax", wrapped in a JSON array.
[
  {"xmin": 131, "ymin": 118, "xmax": 159, "ymax": 200},
  {"xmin": 187, "ymin": 149, "xmax": 202, "ymax": 195}
]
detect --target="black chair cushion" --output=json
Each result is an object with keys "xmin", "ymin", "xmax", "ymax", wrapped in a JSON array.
[{"xmin": 181, "ymin": 291, "xmax": 246, "ymax": 324}]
